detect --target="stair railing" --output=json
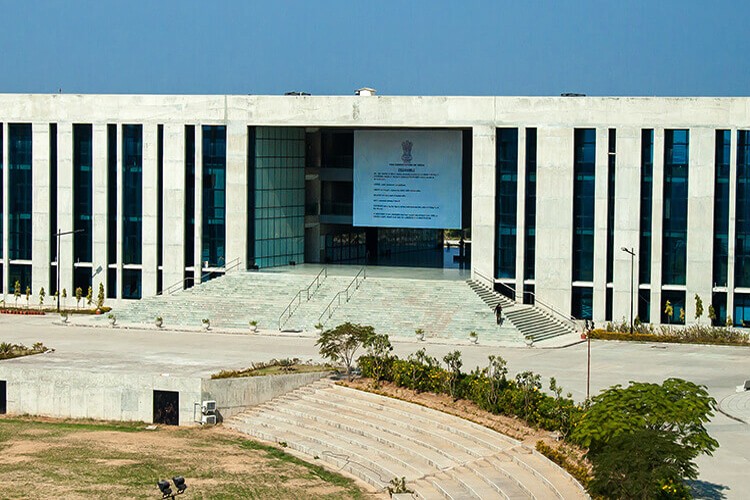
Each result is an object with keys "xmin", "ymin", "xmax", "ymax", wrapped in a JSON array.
[
  {"xmin": 160, "ymin": 256, "xmax": 242, "ymax": 296},
  {"xmin": 278, "ymin": 267, "xmax": 328, "ymax": 330},
  {"xmin": 318, "ymin": 265, "xmax": 366, "ymax": 325},
  {"xmin": 473, "ymin": 267, "xmax": 578, "ymax": 332}
]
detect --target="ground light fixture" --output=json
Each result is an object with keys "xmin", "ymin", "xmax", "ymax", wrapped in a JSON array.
[{"xmin": 157, "ymin": 476, "xmax": 187, "ymax": 498}]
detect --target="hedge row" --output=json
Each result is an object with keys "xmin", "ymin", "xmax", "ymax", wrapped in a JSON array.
[{"xmin": 589, "ymin": 328, "xmax": 750, "ymax": 346}]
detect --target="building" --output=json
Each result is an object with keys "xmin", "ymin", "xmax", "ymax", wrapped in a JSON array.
[{"xmin": 0, "ymin": 93, "xmax": 749, "ymax": 326}]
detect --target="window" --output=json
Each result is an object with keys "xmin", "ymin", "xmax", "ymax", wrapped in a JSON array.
[
  {"xmin": 495, "ymin": 128, "xmax": 518, "ymax": 279},
  {"xmin": 572, "ymin": 129, "xmax": 596, "ymax": 282},
  {"xmin": 662, "ymin": 130, "xmax": 689, "ymax": 285},
  {"xmin": 524, "ymin": 129, "xmax": 537, "ymax": 280},
  {"xmin": 639, "ymin": 130, "xmax": 654, "ymax": 284},
  {"xmin": 202, "ymin": 126, "xmax": 226, "ymax": 268}
]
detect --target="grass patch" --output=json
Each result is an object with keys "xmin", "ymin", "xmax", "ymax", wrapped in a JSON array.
[
  {"xmin": 0, "ymin": 342, "xmax": 51, "ymax": 360},
  {"xmin": 212, "ymin": 358, "xmax": 335, "ymax": 379},
  {"xmin": 0, "ymin": 417, "xmax": 365, "ymax": 499},
  {"xmin": 590, "ymin": 327, "xmax": 750, "ymax": 346}
]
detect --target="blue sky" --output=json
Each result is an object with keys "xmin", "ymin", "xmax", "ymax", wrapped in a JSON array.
[{"xmin": 1, "ymin": 0, "xmax": 747, "ymax": 96}]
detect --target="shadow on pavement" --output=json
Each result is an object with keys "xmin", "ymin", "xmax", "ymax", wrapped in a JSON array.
[{"xmin": 687, "ymin": 479, "xmax": 729, "ymax": 499}]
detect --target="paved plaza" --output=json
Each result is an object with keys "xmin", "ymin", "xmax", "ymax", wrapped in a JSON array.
[{"xmin": 1, "ymin": 315, "xmax": 748, "ymax": 498}]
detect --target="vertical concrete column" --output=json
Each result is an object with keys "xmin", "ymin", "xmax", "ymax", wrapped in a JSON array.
[
  {"xmin": 57, "ymin": 123, "xmax": 74, "ymax": 300},
  {"xmin": 650, "ymin": 128, "xmax": 665, "ymax": 323},
  {"xmin": 162, "ymin": 123, "xmax": 185, "ymax": 291},
  {"xmin": 470, "ymin": 125, "xmax": 496, "ymax": 285},
  {"xmin": 225, "ymin": 122, "xmax": 247, "ymax": 269},
  {"xmin": 91, "ymin": 124, "xmax": 108, "ymax": 296},
  {"xmin": 116, "ymin": 124, "xmax": 123, "ymax": 300},
  {"xmin": 514, "ymin": 128, "xmax": 527, "ymax": 302},
  {"xmin": 727, "ymin": 128, "xmax": 738, "ymax": 321},
  {"xmin": 141, "ymin": 124, "xmax": 158, "ymax": 297},
  {"xmin": 2, "ymin": 122, "xmax": 9, "ymax": 297},
  {"xmin": 31, "ymin": 123, "xmax": 50, "ymax": 299},
  {"xmin": 194, "ymin": 125, "xmax": 203, "ymax": 280},
  {"xmin": 535, "ymin": 127, "xmax": 574, "ymax": 315},
  {"xmin": 592, "ymin": 128, "xmax": 609, "ymax": 322},
  {"xmin": 685, "ymin": 128, "xmax": 715, "ymax": 324},
  {"xmin": 612, "ymin": 127, "xmax": 641, "ymax": 324}
]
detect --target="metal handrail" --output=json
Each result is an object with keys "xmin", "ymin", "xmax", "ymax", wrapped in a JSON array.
[
  {"xmin": 473, "ymin": 267, "xmax": 578, "ymax": 331},
  {"xmin": 160, "ymin": 256, "xmax": 242, "ymax": 296},
  {"xmin": 278, "ymin": 267, "xmax": 328, "ymax": 330},
  {"xmin": 318, "ymin": 265, "xmax": 367, "ymax": 325}
]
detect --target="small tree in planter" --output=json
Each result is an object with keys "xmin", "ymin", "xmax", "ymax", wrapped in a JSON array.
[
  {"xmin": 14, "ymin": 280, "xmax": 21, "ymax": 307},
  {"xmin": 39, "ymin": 287, "xmax": 46, "ymax": 308},
  {"xmin": 468, "ymin": 331, "xmax": 478, "ymax": 344},
  {"xmin": 202, "ymin": 318, "xmax": 210, "ymax": 330},
  {"xmin": 75, "ymin": 287, "xmax": 83, "ymax": 309},
  {"xmin": 62, "ymin": 288, "xmax": 67, "ymax": 309},
  {"xmin": 664, "ymin": 300, "xmax": 673, "ymax": 324},
  {"xmin": 249, "ymin": 320, "xmax": 258, "ymax": 332},
  {"xmin": 314, "ymin": 322, "xmax": 324, "ymax": 335},
  {"xmin": 86, "ymin": 286, "xmax": 93, "ymax": 309},
  {"xmin": 25, "ymin": 286, "xmax": 31, "ymax": 308},
  {"xmin": 694, "ymin": 294, "xmax": 704, "ymax": 321},
  {"xmin": 155, "ymin": 316, "xmax": 163, "ymax": 328},
  {"xmin": 96, "ymin": 283, "xmax": 105, "ymax": 311},
  {"xmin": 415, "ymin": 328, "xmax": 425, "ymax": 341},
  {"xmin": 107, "ymin": 313, "xmax": 116, "ymax": 326},
  {"xmin": 60, "ymin": 311, "xmax": 69, "ymax": 323},
  {"xmin": 708, "ymin": 305, "xmax": 717, "ymax": 325}
]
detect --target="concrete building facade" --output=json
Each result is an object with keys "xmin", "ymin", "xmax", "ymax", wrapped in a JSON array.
[{"xmin": 1, "ymin": 94, "xmax": 750, "ymax": 327}]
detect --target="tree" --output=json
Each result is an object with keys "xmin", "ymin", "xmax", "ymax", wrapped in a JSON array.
[
  {"xmin": 13, "ymin": 280, "xmax": 21, "ymax": 307},
  {"xmin": 679, "ymin": 307, "xmax": 685, "ymax": 324},
  {"xmin": 664, "ymin": 300, "xmax": 673, "ymax": 324},
  {"xmin": 316, "ymin": 323, "xmax": 375, "ymax": 380},
  {"xmin": 39, "ymin": 287, "xmax": 45, "ymax": 307},
  {"xmin": 62, "ymin": 288, "xmax": 67, "ymax": 308},
  {"xmin": 25, "ymin": 286, "xmax": 30, "ymax": 307},
  {"xmin": 362, "ymin": 333, "xmax": 393, "ymax": 385},
  {"xmin": 588, "ymin": 429, "xmax": 696, "ymax": 500},
  {"xmin": 97, "ymin": 283, "xmax": 105, "ymax": 310},
  {"xmin": 75, "ymin": 287, "xmax": 82, "ymax": 309},
  {"xmin": 708, "ymin": 304, "xmax": 717, "ymax": 324},
  {"xmin": 442, "ymin": 350, "xmax": 463, "ymax": 400},
  {"xmin": 516, "ymin": 371, "xmax": 542, "ymax": 421},
  {"xmin": 572, "ymin": 378, "xmax": 718, "ymax": 495},
  {"xmin": 694, "ymin": 294, "xmax": 703, "ymax": 321},
  {"xmin": 86, "ymin": 286, "xmax": 93, "ymax": 308}
]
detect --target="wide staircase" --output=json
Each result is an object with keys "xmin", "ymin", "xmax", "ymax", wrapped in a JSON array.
[
  {"xmin": 226, "ymin": 379, "xmax": 588, "ymax": 499},
  {"xmin": 467, "ymin": 281, "xmax": 579, "ymax": 343}
]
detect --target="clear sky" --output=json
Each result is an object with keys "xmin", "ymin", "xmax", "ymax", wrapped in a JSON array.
[{"xmin": 1, "ymin": 0, "xmax": 747, "ymax": 96}]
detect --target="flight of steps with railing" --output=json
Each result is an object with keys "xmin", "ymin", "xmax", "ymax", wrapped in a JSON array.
[{"xmin": 467, "ymin": 280, "xmax": 579, "ymax": 343}]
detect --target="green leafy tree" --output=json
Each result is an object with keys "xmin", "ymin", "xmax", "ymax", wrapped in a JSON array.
[
  {"xmin": 485, "ymin": 355, "xmax": 509, "ymax": 409},
  {"xmin": 25, "ymin": 286, "xmax": 30, "ymax": 307},
  {"xmin": 442, "ymin": 350, "xmax": 463, "ymax": 400},
  {"xmin": 13, "ymin": 280, "xmax": 21, "ymax": 307},
  {"xmin": 572, "ymin": 378, "xmax": 718, "ymax": 495},
  {"xmin": 588, "ymin": 429, "xmax": 696, "ymax": 499},
  {"xmin": 362, "ymin": 333, "xmax": 393, "ymax": 385},
  {"xmin": 75, "ymin": 287, "xmax": 82, "ymax": 309},
  {"xmin": 664, "ymin": 300, "xmax": 673, "ymax": 324},
  {"xmin": 97, "ymin": 283, "xmax": 105, "ymax": 310},
  {"xmin": 708, "ymin": 304, "xmax": 717, "ymax": 324},
  {"xmin": 516, "ymin": 371, "xmax": 542, "ymax": 421},
  {"xmin": 679, "ymin": 307, "xmax": 685, "ymax": 324},
  {"xmin": 316, "ymin": 322, "xmax": 375, "ymax": 380},
  {"xmin": 39, "ymin": 287, "xmax": 46, "ymax": 307},
  {"xmin": 86, "ymin": 286, "xmax": 93, "ymax": 307},
  {"xmin": 694, "ymin": 294, "xmax": 703, "ymax": 321}
]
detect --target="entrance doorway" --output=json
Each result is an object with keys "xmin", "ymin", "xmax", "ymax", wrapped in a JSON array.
[
  {"xmin": 0, "ymin": 381, "xmax": 6, "ymax": 414},
  {"xmin": 153, "ymin": 390, "xmax": 179, "ymax": 425}
]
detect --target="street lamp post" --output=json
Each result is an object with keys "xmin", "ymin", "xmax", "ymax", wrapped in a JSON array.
[
  {"xmin": 621, "ymin": 247, "xmax": 635, "ymax": 334},
  {"xmin": 56, "ymin": 229, "xmax": 84, "ymax": 312}
]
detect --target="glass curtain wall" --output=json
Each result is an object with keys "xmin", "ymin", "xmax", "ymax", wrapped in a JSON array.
[
  {"xmin": 572, "ymin": 129, "xmax": 596, "ymax": 319},
  {"xmin": 605, "ymin": 129, "xmax": 616, "ymax": 321},
  {"xmin": 735, "ymin": 131, "xmax": 750, "ymax": 290},
  {"xmin": 184, "ymin": 126, "xmax": 196, "ymax": 286},
  {"xmin": 249, "ymin": 127, "xmax": 305, "ymax": 268},
  {"xmin": 49, "ymin": 124, "xmax": 58, "ymax": 295},
  {"xmin": 662, "ymin": 130, "xmax": 689, "ymax": 286},
  {"xmin": 495, "ymin": 128, "xmax": 518, "ymax": 279},
  {"xmin": 106, "ymin": 125, "xmax": 117, "ymax": 298},
  {"xmin": 201, "ymin": 125, "xmax": 226, "ymax": 269},
  {"xmin": 122, "ymin": 125, "xmax": 142, "ymax": 299},
  {"xmin": 638, "ymin": 130, "xmax": 654, "ymax": 321},
  {"xmin": 73, "ymin": 124, "xmax": 93, "ymax": 292},
  {"xmin": 524, "ymin": 128, "xmax": 537, "ymax": 282},
  {"xmin": 8, "ymin": 124, "xmax": 32, "ymax": 292}
]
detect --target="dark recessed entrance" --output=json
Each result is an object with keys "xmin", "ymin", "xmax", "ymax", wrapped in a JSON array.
[
  {"xmin": 153, "ymin": 390, "xmax": 179, "ymax": 425},
  {"xmin": 0, "ymin": 381, "xmax": 6, "ymax": 414}
]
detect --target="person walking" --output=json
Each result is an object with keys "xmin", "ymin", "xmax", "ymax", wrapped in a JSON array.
[{"xmin": 494, "ymin": 302, "xmax": 502, "ymax": 325}]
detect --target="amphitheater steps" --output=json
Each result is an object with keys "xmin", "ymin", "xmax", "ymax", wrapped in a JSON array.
[{"xmin": 226, "ymin": 379, "xmax": 588, "ymax": 499}]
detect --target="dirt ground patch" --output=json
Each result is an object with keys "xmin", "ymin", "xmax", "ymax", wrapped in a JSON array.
[{"xmin": 0, "ymin": 416, "xmax": 371, "ymax": 499}]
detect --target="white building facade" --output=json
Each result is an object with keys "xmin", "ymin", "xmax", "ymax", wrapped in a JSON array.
[{"xmin": 1, "ymin": 94, "xmax": 749, "ymax": 326}]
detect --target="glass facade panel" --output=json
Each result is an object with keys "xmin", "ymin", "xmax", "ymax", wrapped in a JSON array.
[
  {"xmin": 157, "ymin": 125, "xmax": 164, "ymax": 275},
  {"xmin": 201, "ymin": 125, "xmax": 226, "ymax": 267},
  {"xmin": 73, "ymin": 124, "xmax": 93, "ymax": 263},
  {"xmin": 122, "ymin": 269, "xmax": 141, "ymax": 299},
  {"xmin": 661, "ymin": 290, "xmax": 685, "ymax": 324},
  {"xmin": 495, "ymin": 128, "xmax": 517, "ymax": 279},
  {"xmin": 8, "ymin": 264, "xmax": 31, "ymax": 296},
  {"xmin": 122, "ymin": 125, "xmax": 143, "ymax": 265},
  {"xmin": 573, "ymin": 129, "xmax": 596, "ymax": 282},
  {"xmin": 713, "ymin": 130, "xmax": 730, "ymax": 287},
  {"xmin": 712, "ymin": 292, "xmax": 727, "ymax": 327},
  {"xmin": 9, "ymin": 124, "xmax": 32, "ymax": 261},
  {"xmin": 637, "ymin": 289, "xmax": 650, "ymax": 323},
  {"xmin": 524, "ymin": 129, "xmax": 537, "ymax": 280},
  {"xmin": 185, "ymin": 125, "xmax": 196, "ymax": 284},
  {"xmin": 662, "ymin": 130, "xmax": 689, "ymax": 285},
  {"xmin": 639, "ymin": 129, "xmax": 654, "ymax": 284},
  {"xmin": 324, "ymin": 230, "xmax": 366, "ymax": 264},
  {"xmin": 250, "ymin": 127, "xmax": 305, "ymax": 268},
  {"xmin": 734, "ymin": 293, "xmax": 750, "ymax": 327},
  {"xmin": 606, "ymin": 129, "xmax": 616, "ymax": 283},
  {"xmin": 0, "ymin": 125, "xmax": 3, "ymax": 261},
  {"xmin": 572, "ymin": 287, "xmax": 593, "ymax": 320},
  {"xmin": 73, "ymin": 266, "xmax": 91, "ymax": 294},
  {"xmin": 735, "ymin": 131, "xmax": 750, "ymax": 287},
  {"xmin": 107, "ymin": 125, "xmax": 117, "ymax": 265},
  {"xmin": 49, "ymin": 124, "xmax": 58, "ymax": 269}
]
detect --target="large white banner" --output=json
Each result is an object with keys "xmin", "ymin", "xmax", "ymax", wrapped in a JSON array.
[{"xmin": 353, "ymin": 130, "xmax": 462, "ymax": 229}]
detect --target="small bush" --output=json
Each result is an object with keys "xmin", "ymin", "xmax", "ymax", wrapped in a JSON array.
[
  {"xmin": 590, "ymin": 326, "xmax": 749, "ymax": 346},
  {"xmin": 535, "ymin": 441, "xmax": 590, "ymax": 488}
]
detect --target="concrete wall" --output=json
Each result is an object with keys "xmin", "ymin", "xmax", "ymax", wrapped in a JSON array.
[
  {"xmin": 0, "ymin": 365, "xmax": 202, "ymax": 426},
  {"xmin": 201, "ymin": 371, "xmax": 329, "ymax": 421}
]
